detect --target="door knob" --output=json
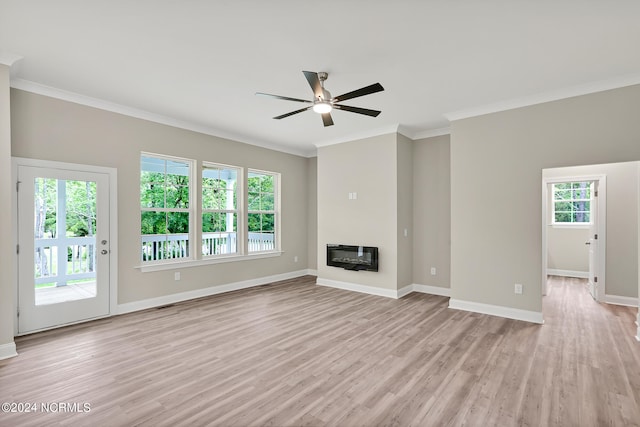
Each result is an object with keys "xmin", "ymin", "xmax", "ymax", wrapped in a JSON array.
[{"xmin": 101, "ymin": 249, "xmax": 108, "ymax": 255}]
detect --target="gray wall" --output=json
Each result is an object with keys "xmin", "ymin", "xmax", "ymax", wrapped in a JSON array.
[
  {"xmin": 451, "ymin": 84, "xmax": 640, "ymax": 313},
  {"xmin": 0, "ymin": 66, "xmax": 14, "ymax": 352},
  {"xmin": 316, "ymin": 133, "xmax": 399, "ymax": 290},
  {"xmin": 546, "ymin": 227, "xmax": 589, "ymax": 273},
  {"xmin": 397, "ymin": 134, "xmax": 413, "ymax": 289},
  {"xmin": 413, "ymin": 134, "xmax": 451, "ymax": 288},
  {"xmin": 307, "ymin": 156, "xmax": 317, "ymax": 270},
  {"xmin": 10, "ymin": 89, "xmax": 311, "ymax": 305}
]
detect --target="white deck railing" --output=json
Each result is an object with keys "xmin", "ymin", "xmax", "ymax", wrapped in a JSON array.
[
  {"xmin": 34, "ymin": 236, "xmax": 96, "ymax": 286},
  {"xmin": 141, "ymin": 232, "xmax": 275, "ymax": 262}
]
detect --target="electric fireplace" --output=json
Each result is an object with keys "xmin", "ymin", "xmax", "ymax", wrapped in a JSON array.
[{"xmin": 326, "ymin": 244, "xmax": 379, "ymax": 272}]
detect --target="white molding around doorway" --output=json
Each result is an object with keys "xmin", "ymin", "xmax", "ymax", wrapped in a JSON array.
[
  {"xmin": 542, "ymin": 174, "xmax": 607, "ymax": 302},
  {"xmin": 11, "ymin": 157, "xmax": 118, "ymax": 335}
]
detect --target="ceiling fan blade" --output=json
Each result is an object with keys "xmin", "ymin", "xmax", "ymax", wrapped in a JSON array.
[
  {"xmin": 332, "ymin": 83, "xmax": 384, "ymax": 103},
  {"xmin": 273, "ymin": 106, "xmax": 312, "ymax": 120},
  {"xmin": 256, "ymin": 92, "xmax": 312, "ymax": 104},
  {"xmin": 303, "ymin": 71, "xmax": 323, "ymax": 99},
  {"xmin": 333, "ymin": 104, "xmax": 381, "ymax": 117},
  {"xmin": 321, "ymin": 112, "xmax": 334, "ymax": 127}
]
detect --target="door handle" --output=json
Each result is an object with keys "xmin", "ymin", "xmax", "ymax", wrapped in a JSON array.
[
  {"xmin": 585, "ymin": 241, "xmax": 591, "ymax": 245},
  {"xmin": 101, "ymin": 249, "xmax": 108, "ymax": 255}
]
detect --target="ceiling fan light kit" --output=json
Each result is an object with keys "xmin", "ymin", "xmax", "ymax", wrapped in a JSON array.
[{"xmin": 256, "ymin": 71, "xmax": 384, "ymax": 127}]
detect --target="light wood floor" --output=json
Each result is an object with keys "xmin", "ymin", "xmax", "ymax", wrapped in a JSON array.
[{"xmin": 1, "ymin": 275, "xmax": 638, "ymax": 426}]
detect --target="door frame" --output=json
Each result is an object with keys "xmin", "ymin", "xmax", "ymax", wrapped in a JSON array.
[
  {"xmin": 542, "ymin": 174, "xmax": 606, "ymax": 301},
  {"xmin": 11, "ymin": 157, "xmax": 118, "ymax": 335}
]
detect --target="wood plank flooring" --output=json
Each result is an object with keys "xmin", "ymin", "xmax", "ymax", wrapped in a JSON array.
[{"xmin": 1, "ymin": 275, "xmax": 638, "ymax": 426}]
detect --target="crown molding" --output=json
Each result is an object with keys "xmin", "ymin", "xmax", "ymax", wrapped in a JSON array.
[
  {"xmin": 313, "ymin": 124, "xmax": 401, "ymax": 149},
  {"xmin": 444, "ymin": 73, "xmax": 640, "ymax": 122},
  {"xmin": 0, "ymin": 51, "xmax": 23, "ymax": 67},
  {"xmin": 412, "ymin": 126, "xmax": 451, "ymax": 139},
  {"xmin": 10, "ymin": 78, "xmax": 315, "ymax": 158}
]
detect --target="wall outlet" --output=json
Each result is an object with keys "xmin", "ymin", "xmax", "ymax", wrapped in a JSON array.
[
  {"xmin": 294, "ymin": 256, "xmax": 298, "ymax": 263},
  {"xmin": 404, "ymin": 228, "xmax": 408, "ymax": 237},
  {"xmin": 514, "ymin": 283, "xmax": 523, "ymax": 294},
  {"xmin": 430, "ymin": 267, "xmax": 436, "ymax": 276},
  {"xmin": 174, "ymin": 272, "xmax": 181, "ymax": 281}
]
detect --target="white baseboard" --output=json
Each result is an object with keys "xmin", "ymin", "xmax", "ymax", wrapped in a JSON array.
[
  {"xmin": 604, "ymin": 294, "xmax": 639, "ymax": 307},
  {"xmin": 0, "ymin": 342, "xmax": 18, "ymax": 360},
  {"xmin": 397, "ymin": 285, "xmax": 414, "ymax": 299},
  {"xmin": 117, "ymin": 269, "xmax": 311, "ymax": 314},
  {"xmin": 306, "ymin": 269, "xmax": 318, "ymax": 276},
  {"xmin": 316, "ymin": 278, "xmax": 399, "ymax": 299},
  {"xmin": 449, "ymin": 298, "xmax": 544, "ymax": 324},
  {"xmin": 316, "ymin": 279, "xmax": 452, "ymax": 300},
  {"xmin": 412, "ymin": 283, "xmax": 452, "ymax": 298},
  {"xmin": 547, "ymin": 269, "xmax": 589, "ymax": 279}
]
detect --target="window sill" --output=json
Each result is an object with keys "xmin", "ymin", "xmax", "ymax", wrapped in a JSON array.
[
  {"xmin": 136, "ymin": 251, "xmax": 283, "ymax": 273},
  {"xmin": 549, "ymin": 223, "xmax": 591, "ymax": 229}
]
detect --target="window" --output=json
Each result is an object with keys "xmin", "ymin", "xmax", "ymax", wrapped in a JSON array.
[
  {"xmin": 202, "ymin": 163, "xmax": 239, "ymax": 257},
  {"xmin": 552, "ymin": 181, "xmax": 591, "ymax": 224},
  {"xmin": 139, "ymin": 154, "xmax": 280, "ymax": 267},
  {"xmin": 140, "ymin": 154, "xmax": 193, "ymax": 262},
  {"xmin": 248, "ymin": 170, "xmax": 278, "ymax": 252}
]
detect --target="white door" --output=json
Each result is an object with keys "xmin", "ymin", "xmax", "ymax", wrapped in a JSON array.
[
  {"xmin": 17, "ymin": 165, "xmax": 111, "ymax": 334},
  {"xmin": 587, "ymin": 181, "xmax": 598, "ymax": 300}
]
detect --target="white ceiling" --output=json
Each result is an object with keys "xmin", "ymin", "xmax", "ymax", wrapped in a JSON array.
[{"xmin": 2, "ymin": 1, "xmax": 640, "ymax": 157}]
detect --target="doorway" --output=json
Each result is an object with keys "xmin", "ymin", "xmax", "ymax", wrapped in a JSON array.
[
  {"xmin": 542, "ymin": 174, "xmax": 606, "ymax": 301},
  {"xmin": 14, "ymin": 159, "xmax": 117, "ymax": 334}
]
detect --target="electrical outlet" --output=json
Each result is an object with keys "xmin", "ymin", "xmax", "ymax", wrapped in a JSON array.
[
  {"xmin": 514, "ymin": 283, "xmax": 523, "ymax": 294},
  {"xmin": 174, "ymin": 272, "xmax": 181, "ymax": 281},
  {"xmin": 430, "ymin": 267, "xmax": 436, "ymax": 276},
  {"xmin": 294, "ymin": 256, "xmax": 298, "ymax": 263}
]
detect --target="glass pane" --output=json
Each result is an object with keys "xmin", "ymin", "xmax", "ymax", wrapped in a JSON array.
[
  {"xmin": 226, "ymin": 189, "xmax": 236, "ymax": 210},
  {"xmin": 166, "ymin": 160, "xmax": 190, "ymax": 185},
  {"xmin": 202, "ymin": 188, "xmax": 222, "ymax": 209},
  {"xmin": 34, "ymin": 178, "xmax": 97, "ymax": 306},
  {"xmin": 202, "ymin": 212, "xmax": 223, "ymax": 233},
  {"xmin": 555, "ymin": 202, "xmax": 571, "ymax": 212},
  {"xmin": 248, "ymin": 213, "xmax": 261, "ymax": 232},
  {"xmin": 140, "ymin": 181, "xmax": 165, "ymax": 208},
  {"xmin": 248, "ymin": 193, "xmax": 260, "ymax": 210},
  {"xmin": 141, "ymin": 211, "xmax": 167, "ymax": 234},
  {"xmin": 261, "ymin": 193, "xmax": 274, "ymax": 211},
  {"xmin": 261, "ymin": 214, "xmax": 275, "ymax": 232},
  {"xmin": 34, "ymin": 177, "xmax": 57, "ymax": 239},
  {"xmin": 167, "ymin": 212, "xmax": 189, "ymax": 234},
  {"xmin": 260, "ymin": 175, "xmax": 274, "ymax": 192},
  {"xmin": 553, "ymin": 189, "xmax": 571, "ymax": 201},
  {"xmin": 166, "ymin": 184, "xmax": 189, "ymax": 208},
  {"xmin": 248, "ymin": 173, "xmax": 261, "ymax": 193},
  {"xmin": 555, "ymin": 212, "xmax": 571, "ymax": 223},
  {"xmin": 66, "ymin": 180, "xmax": 96, "ymax": 238}
]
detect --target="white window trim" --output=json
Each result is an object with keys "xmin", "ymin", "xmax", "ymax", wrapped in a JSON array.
[
  {"xmin": 140, "ymin": 152, "xmax": 196, "ymax": 263},
  {"xmin": 201, "ymin": 161, "xmax": 242, "ymax": 259},
  {"xmin": 137, "ymin": 250, "xmax": 283, "ymax": 272},
  {"xmin": 137, "ymin": 154, "xmax": 283, "ymax": 271},
  {"xmin": 247, "ymin": 168, "xmax": 281, "ymax": 254},
  {"xmin": 550, "ymin": 181, "xmax": 593, "ymax": 226}
]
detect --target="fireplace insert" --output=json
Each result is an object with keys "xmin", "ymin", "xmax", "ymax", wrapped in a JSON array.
[{"xmin": 326, "ymin": 244, "xmax": 378, "ymax": 272}]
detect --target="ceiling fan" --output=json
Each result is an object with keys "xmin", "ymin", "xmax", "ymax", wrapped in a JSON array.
[{"xmin": 256, "ymin": 71, "xmax": 384, "ymax": 127}]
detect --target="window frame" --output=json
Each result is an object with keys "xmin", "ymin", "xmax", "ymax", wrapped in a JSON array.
[
  {"xmin": 201, "ymin": 162, "xmax": 242, "ymax": 258},
  {"xmin": 551, "ymin": 181, "xmax": 592, "ymax": 227},
  {"xmin": 140, "ymin": 152, "xmax": 196, "ymax": 264},
  {"xmin": 137, "ymin": 154, "xmax": 282, "ymax": 272},
  {"xmin": 247, "ymin": 169, "xmax": 281, "ymax": 253}
]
